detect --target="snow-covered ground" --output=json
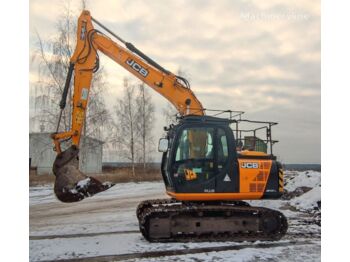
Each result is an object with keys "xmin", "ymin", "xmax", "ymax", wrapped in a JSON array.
[{"xmin": 29, "ymin": 171, "xmax": 321, "ymax": 262}]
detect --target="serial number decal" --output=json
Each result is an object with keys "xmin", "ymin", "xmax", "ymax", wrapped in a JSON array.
[
  {"xmin": 126, "ymin": 59, "xmax": 149, "ymax": 77},
  {"xmin": 241, "ymin": 162, "xmax": 259, "ymax": 169}
]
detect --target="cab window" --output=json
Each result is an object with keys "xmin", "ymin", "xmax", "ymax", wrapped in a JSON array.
[
  {"xmin": 175, "ymin": 127, "xmax": 214, "ymax": 161},
  {"xmin": 173, "ymin": 127, "xmax": 215, "ymax": 183}
]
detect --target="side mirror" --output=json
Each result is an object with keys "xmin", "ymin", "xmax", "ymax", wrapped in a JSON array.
[{"xmin": 158, "ymin": 138, "xmax": 169, "ymax": 152}]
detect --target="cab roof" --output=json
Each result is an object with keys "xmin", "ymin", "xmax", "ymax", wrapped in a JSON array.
[{"xmin": 179, "ymin": 115, "xmax": 233, "ymax": 124}]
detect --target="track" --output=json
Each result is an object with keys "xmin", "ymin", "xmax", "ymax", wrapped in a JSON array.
[
  {"xmin": 36, "ymin": 240, "xmax": 316, "ymax": 262},
  {"xmin": 137, "ymin": 199, "xmax": 288, "ymax": 242}
]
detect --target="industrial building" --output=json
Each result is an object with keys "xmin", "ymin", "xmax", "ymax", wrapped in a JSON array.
[{"xmin": 29, "ymin": 132, "xmax": 103, "ymax": 175}]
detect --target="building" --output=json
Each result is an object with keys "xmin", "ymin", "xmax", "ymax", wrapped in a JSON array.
[{"xmin": 29, "ymin": 133, "xmax": 103, "ymax": 175}]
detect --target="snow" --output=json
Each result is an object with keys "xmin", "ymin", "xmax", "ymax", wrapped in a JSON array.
[
  {"xmin": 123, "ymin": 246, "xmax": 287, "ymax": 262},
  {"xmin": 30, "ymin": 171, "xmax": 321, "ymax": 261},
  {"xmin": 290, "ymin": 186, "xmax": 321, "ymax": 211},
  {"xmin": 76, "ymin": 177, "xmax": 91, "ymax": 188},
  {"xmin": 29, "ymin": 185, "xmax": 56, "ymax": 206},
  {"xmin": 284, "ymin": 170, "xmax": 321, "ymax": 191},
  {"xmin": 285, "ymin": 170, "xmax": 321, "ymax": 211}
]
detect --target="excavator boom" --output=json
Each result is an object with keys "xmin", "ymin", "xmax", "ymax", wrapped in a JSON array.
[{"xmin": 51, "ymin": 10, "xmax": 204, "ymax": 203}]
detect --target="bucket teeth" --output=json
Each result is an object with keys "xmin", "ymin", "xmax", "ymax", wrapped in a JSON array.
[{"xmin": 52, "ymin": 146, "xmax": 114, "ymax": 203}]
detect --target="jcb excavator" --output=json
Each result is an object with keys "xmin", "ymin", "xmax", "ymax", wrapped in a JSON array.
[{"xmin": 51, "ymin": 10, "xmax": 288, "ymax": 242}]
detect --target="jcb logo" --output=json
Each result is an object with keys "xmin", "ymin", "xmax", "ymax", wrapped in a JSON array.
[
  {"xmin": 241, "ymin": 162, "xmax": 259, "ymax": 169},
  {"xmin": 126, "ymin": 59, "xmax": 149, "ymax": 77}
]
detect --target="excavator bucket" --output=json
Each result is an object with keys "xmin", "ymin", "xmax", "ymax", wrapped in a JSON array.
[{"xmin": 52, "ymin": 145, "xmax": 114, "ymax": 203}]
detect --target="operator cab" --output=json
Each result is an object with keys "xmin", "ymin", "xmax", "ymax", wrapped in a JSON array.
[
  {"xmin": 160, "ymin": 115, "xmax": 239, "ymax": 194},
  {"xmin": 159, "ymin": 113, "xmax": 281, "ymax": 199}
]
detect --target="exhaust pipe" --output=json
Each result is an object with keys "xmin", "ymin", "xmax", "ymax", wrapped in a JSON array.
[{"xmin": 53, "ymin": 145, "xmax": 114, "ymax": 203}]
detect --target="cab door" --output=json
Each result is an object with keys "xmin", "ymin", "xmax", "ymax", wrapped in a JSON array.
[
  {"xmin": 171, "ymin": 126, "xmax": 216, "ymax": 193},
  {"xmin": 170, "ymin": 124, "xmax": 238, "ymax": 194},
  {"xmin": 214, "ymin": 127, "xmax": 239, "ymax": 193}
]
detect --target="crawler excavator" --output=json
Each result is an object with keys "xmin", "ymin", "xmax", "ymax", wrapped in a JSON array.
[{"xmin": 51, "ymin": 10, "xmax": 288, "ymax": 242}]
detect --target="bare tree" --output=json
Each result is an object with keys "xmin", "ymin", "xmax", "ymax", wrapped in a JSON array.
[
  {"xmin": 31, "ymin": 2, "xmax": 77, "ymax": 132},
  {"xmin": 136, "ymin": 83, "xmax": 155, "ymax": 171},
  {"xmin": 114, "ymin": 78, "xmax": 138, "ymax": 177},
  {"xmin": 31, "ymin": 1, "xmax": 112, "ymax": 142}
]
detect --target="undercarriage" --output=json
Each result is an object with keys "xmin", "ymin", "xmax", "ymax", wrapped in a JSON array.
[{"xmin": 137, "ymin": 199, "xmax": 288, "ymax": 242}]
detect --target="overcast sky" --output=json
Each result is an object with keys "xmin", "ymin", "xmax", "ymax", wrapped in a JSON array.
[{"xmin": 29, "ymin": 0, "xmax": 320, "ymax": 164}]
